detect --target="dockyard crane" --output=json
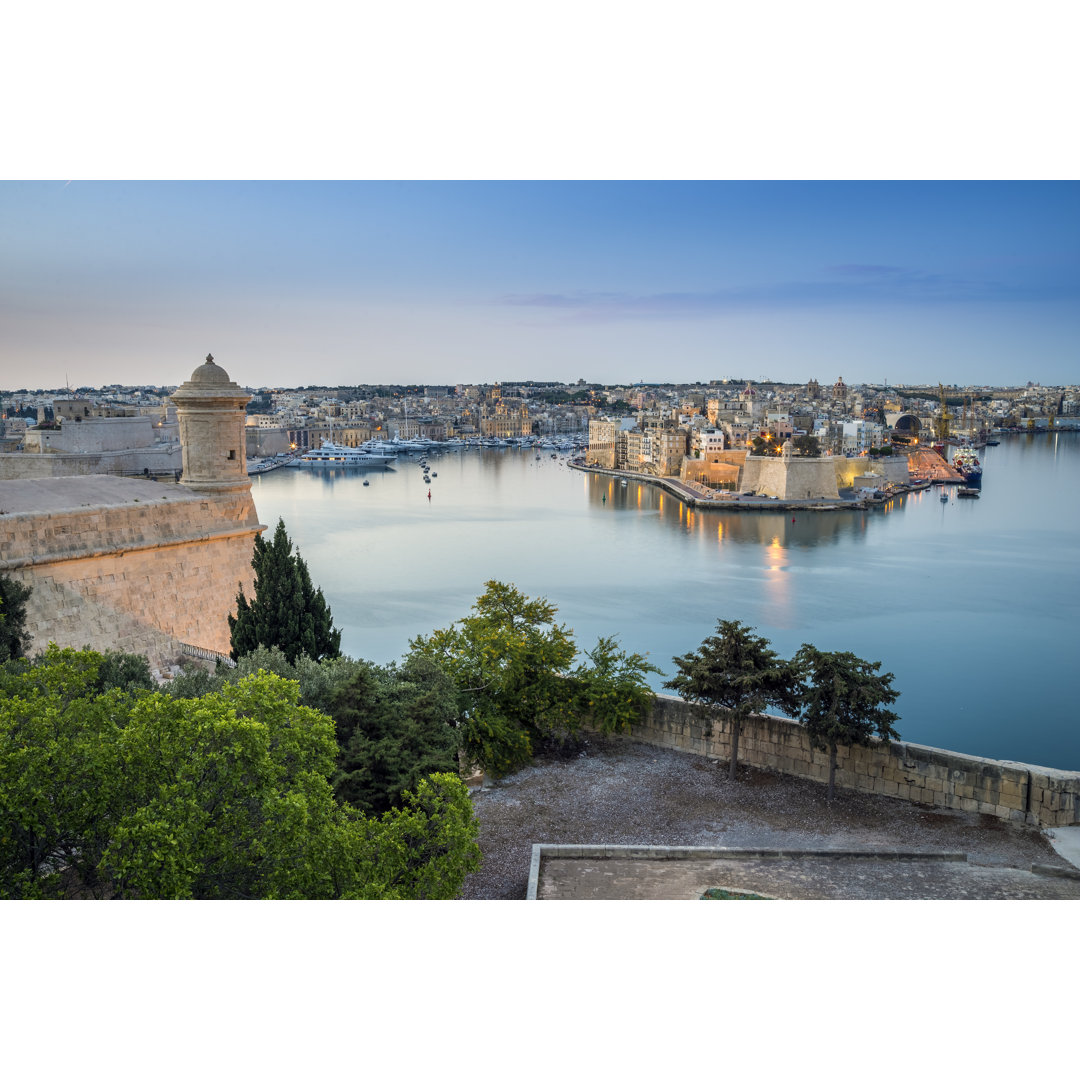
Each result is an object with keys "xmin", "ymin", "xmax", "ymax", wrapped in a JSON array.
[{"xmin": 933, "ymin": 383, "xmax": 952, "ymax": 444}]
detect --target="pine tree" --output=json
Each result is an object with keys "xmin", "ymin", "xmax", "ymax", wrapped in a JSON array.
[
  {"xmin": 795, "ymin": 645, "xmax": 900, "ymax": 800},
  {"xmin": 666, "ymin": 619, "xmax": 800, "ymax": 781},
  {"xmin": 228, "ymin": 519, "xmax": 341, "ymax": 664}
]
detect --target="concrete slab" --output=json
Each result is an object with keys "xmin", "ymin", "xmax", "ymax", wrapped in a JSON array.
[{"xmin": 1046, "ymin": 824, "xmax": 1080, "ymax": 869}]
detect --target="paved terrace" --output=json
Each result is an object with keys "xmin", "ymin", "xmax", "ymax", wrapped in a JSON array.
[{"xmin": 462, "ymin": 738, "xmax": 1080, "ymax": 900}]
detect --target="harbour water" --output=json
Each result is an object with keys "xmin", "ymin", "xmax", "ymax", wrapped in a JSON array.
[{"xmin": 251, "ymin": 432, "xmax": 1080, "ymax": 770}]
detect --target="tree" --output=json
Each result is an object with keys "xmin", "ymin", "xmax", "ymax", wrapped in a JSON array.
[
  {"xmin": 666, "ymin": 620, "xmax": 800, "ymax": 781},
  {"xmin": 410, "ymin": 581, "xmax": 658, "ymax": 776},
  {"xmin": 229, "ymin": 518, "xmax": 341, "ymax": 664},
  {"xmin": 793, "ymin": 434, "xmax": 820, "ymax": 457},
  {"xmin": 327, "ymin": 654, "xmax": 461, "ymax": 815},
  {"xmin": 0, "ymin": 646, "xmax": 480, "ymax": 899},
  {"xmin": 795, "ymin": 645, "xmax": 900, "ymax": 800},
  {"xmin": 410, "ymin": 581, "xmax": 578, "ymax": 775},
  {"xmin": 0, "ymin": 574, "xmax": 32, "ymax": 661},
  {"xmin": 572, "ymin": 636, "xmax": 660, "ymax": 736}
]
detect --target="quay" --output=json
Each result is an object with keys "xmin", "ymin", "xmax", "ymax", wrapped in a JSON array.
[
  {"xmin": 570, "ymin": 462, "xmax": 913, "ymax": 512},
  {"xmin": 906, "ymin": 446, "xmax": 964, "ymax": 484}
]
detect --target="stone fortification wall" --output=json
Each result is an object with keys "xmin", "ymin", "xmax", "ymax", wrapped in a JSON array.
[
  {"xmin": 741, "ymin": 455, "xmax": 910, "ymax": 498},
  {"xmin": 624, "ymin": 694, "xmax": 1080, "ymax": 829},
  {"xmin": 0, "ymin": 444, "xmax": 182, "ymax": 479},
  {"xmin": 23, "ymin": 416, "xmax": 164, "ymax": 454},
  {"xmin": 679, "ymin": 450, "xmax": 746, "ymax": 488},
  {"xmin": 742, "ymin": 456, "xmax": 840, "ymax": 499},
  {"xmin": 832, "ymin": 455, "xmax": 909, "ymax": 488},
  {"xmin": 1, "ymin": 479, "xmax": 261, "ymax": 667}
]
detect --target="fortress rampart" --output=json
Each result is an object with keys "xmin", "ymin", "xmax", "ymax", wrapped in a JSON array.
[
  {"xmin": 1, "ymin": 479, "xmax": 260, "ymax": 671},
  {"xmin": 0, "ymin": 444, "xmax": 182, "ymax": 479},
  {"xmin": 623, "ymin": 694, "xmax": 1080, "ymax": 829},
  {"xmin": 0, "ymin": 356, "xmax": 264, "ymax": 674}
]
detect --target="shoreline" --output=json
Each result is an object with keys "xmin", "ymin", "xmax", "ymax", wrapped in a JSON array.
[{"xmin": 569, "ymin": 462, "xmax": 919, "ymax": 512}]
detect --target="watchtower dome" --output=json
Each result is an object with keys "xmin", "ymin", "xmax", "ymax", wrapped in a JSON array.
[{"xmin": 170, "ymin": 354, "xmax": 251, "ymax": 494}]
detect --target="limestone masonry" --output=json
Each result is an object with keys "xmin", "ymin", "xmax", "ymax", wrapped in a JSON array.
[
  {"xmin": 0, "ymin": 356, "xmax": 265, "ymax": 673},
  {"xmin": 625, "ymin": 694, "xmax": 1080, "ymax": 829}
]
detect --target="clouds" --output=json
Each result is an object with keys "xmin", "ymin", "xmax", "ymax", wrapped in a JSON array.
[{"xmin": 498, "ymin": 262, "xmax": 1078, "ymax": 323}]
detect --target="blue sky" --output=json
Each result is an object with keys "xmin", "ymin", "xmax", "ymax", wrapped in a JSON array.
[{"xmin": 2, "ymin": 180, "xmax": 1077, "ymax": 390}]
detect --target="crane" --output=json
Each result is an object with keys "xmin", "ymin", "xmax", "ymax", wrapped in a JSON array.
[{"xmin": 933, "ymin": 384, "xmax": 952, "ymax": 445}]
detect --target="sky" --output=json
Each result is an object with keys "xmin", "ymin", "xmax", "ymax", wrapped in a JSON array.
[{"xmin": 2, "ymin": 180, "xmax": 1077, "ymax": 392}]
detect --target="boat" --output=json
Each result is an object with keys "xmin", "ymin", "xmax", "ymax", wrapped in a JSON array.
[
  {"xmin": 940, "ymin": 492, "xmax": 949, "ymax": 502},
  {"xmin": 951, "ymin": 447, "xmax": 983, "ymax": 486},
  {"xmin": 957, "ymin": 487, "xmax": 980, "ymax": 498},
  {"xmin": 286, "ymin": 440, "xmax": 397, "ymax": 468}
]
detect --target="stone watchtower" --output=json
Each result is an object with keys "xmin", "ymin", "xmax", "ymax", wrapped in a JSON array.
[{"xmin": 170, "ymin": 354, "xmax": 251, "ymax": 494}]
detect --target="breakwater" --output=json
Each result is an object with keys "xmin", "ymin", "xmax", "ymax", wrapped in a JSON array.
[{"xmin": 620, "ymin": 694, "xmax": 1080, "ymax": 828}]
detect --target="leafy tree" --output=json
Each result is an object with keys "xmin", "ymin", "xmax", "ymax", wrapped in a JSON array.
[
  {"xmin": 572, "ymin": 636, "xmax": 660, "ymax": 735},
  {"xmin": 666, "ymin": 620, "xmax": 800, "ymax": 781},
  {"xmin": 0, "ymin": 646, "xmax": 480, "ymax": 899},
  {"xmin": 410, "ymin": 581, "xmax": 578, "ymax": 775},
  {"xmin": 0, "ymin": 574, "xmax": 32, "ymax": 661},
  {"xmin": 410, "ymin": 581, "xmax": 657, "ymax": 777},
  {"xmin": 93, "ymin": 649, "xmax": 155, "ymax": 694},
  {"xmin": 793, "ymin": 434, "xmax": 820, "ymax": 456},
  {"xmin": 327, "ymin": 654, "xmax": 461, "ymax": 815},
  {"xmin": 795, "ymin": 645, "xmax": 901, "ymax": 800},
  {"xmin": 229, "ymin": 518, "xmax": 342, "ymax": 665}
]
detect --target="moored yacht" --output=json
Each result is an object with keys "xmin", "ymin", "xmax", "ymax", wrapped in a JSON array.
[{"xmin": 286, "ymin": 440, "xmax": 397, "ymax": 468}]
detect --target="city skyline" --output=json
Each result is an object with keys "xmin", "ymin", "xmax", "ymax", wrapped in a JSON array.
[{"xmin": 2, "ymin": 181, "xmax": 1077, "ymax": 391}]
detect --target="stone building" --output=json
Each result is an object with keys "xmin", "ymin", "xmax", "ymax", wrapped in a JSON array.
[{"xmin": 0, "ymin": 355, "xmax": 265, "ymax": 674}]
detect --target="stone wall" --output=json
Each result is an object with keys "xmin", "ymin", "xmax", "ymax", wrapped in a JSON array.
[
  {"xmin": 624, "ymin": 694, "xmax": 1080, "ymax": 829},
  {"xmin": 741, "ymin": 455, "xmax": 910, "ymax": 498},
  {"xmin": 0, "ymin": 445, "xmax": 182, "ymax": 479},
  {"xmin": 1, "ymin": 483, "xmax": 262, "ymax": 670},
  {"xmin": 742, "ymin": 456, "xmax": 840, "ymax": 499}
]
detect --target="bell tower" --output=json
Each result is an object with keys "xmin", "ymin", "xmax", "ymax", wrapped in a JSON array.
[{"xmin": 170, "ymin": 354, "xmax": 252, "ymax": 494}]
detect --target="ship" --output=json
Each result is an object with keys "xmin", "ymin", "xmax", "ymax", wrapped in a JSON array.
[
  {"xmin": 951, "ymin": 447, "xmax": 983, "ymax": 486},
  {"xmin": 286, "ymin": 440, "xmax": 397, "ymax": 468}
]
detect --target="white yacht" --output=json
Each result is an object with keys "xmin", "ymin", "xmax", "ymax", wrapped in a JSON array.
[{"xmin": 287, "ymin": 440, "xmax": 397, "ymax": 468}]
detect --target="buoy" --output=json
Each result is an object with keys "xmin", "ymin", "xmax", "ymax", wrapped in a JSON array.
[
  {"xmin": 427, "ymin": 490, "xmax": 431, "ymax": 499},
  {"xmin": 792, "ymin": 517, "xmax": 795, "ymax": 523}
]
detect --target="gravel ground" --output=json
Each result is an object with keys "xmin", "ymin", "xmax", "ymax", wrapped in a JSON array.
[{"xmin": 460, "ymin": 736, "xmax": 1070, "ymax": 899}]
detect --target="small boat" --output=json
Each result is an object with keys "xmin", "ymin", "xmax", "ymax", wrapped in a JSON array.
[
  {"xmin": 431, "ymin": 472, "xmax": 437, "ymax": 477},
  {"xmin": 940, "ymin": 492, "xmax": 949, "ymax": 502},
  {"xmin": 957, "ymin": 487, "xmax": 980, "ymax": 498},
  {"xmin": 424, "ymin": 475, "xmax": 431, "ymax": 483},
  {"xmin": 363, "ymin": 479, "xmax": 369, "ymax": 486}
]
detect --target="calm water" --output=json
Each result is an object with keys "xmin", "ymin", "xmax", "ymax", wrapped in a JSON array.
[{"xmin": 251, "ymin": 433, "xmax": 1080, "ymax": 770}]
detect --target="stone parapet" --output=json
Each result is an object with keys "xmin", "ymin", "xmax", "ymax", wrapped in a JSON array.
[
  {"xmin": 2, "ymin": 478, "xmax": 263, "ymax": 662},
  {"xmin": 624, "ymin": 694, "xmax": 1080, "ymax": 829}
]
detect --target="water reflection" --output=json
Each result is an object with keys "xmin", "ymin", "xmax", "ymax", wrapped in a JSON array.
[
  {"xmin": 252, "ymin": 436, "xmax": 1080, "ymax": 768},
  {"xmin": 583, "ymin": 472, "xmax": 878, "ymax": 548}
]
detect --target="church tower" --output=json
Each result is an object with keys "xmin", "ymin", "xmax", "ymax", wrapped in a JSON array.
[{"xmin": 170, "ymin": 354, "xmax": 252, "ymax": 494}]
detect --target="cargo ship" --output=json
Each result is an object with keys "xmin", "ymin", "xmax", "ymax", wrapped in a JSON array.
[{"xmin": 952, "ymin": 447, "xmax": 983, "ymax": 486}]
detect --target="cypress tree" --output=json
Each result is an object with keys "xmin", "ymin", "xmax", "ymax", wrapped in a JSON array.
[
  {"xmin": 228, "ymin": 519, "xmax": 342, "ymax": 664},
  {"xmin": 0, "ymin": 574, "xmax": 32, "ymax": 662}
]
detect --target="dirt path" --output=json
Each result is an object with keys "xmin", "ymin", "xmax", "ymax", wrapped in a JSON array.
[{"xmin": 460, "ymin": 737, "xmax": 1069, "ymax": 899}]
